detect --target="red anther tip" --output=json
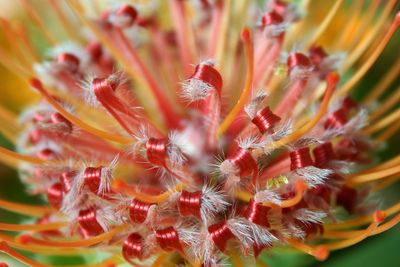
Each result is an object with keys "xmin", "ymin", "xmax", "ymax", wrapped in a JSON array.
[
  {"xmin": 113, "ymin": 179, "xmax": 124, "ymax": 189},
  {"xmin": 0, "ymin": 241, "xmax": 10, "ymax": 252},
  {"xmin": 86, "ymin": 42, "xmax": 103, "ymax": 60},
  {"xmin": 287, "ymin": 53, "xmax": 311, "ymax": 70},
  {"xmin": 37, "ymin": 148, "xmax": 56, "ymax": 160},
  {"xmin": 146, "ymin": 138, "xmax": 167, "ymax": 167},
  {"xmin": 245, "ymin": 199, "xmax": 270, "ymax": 227},
  {"xmin": 29, "ymin": 78, "xmax": 43, "ymax": 90},
  {"xmin": 251, "ymin": 106, "xmax": 281, "ymax": 134},
  {"xmin": 18, "ymin": 234, "xmax": 32, "ymax": 244},
  {"xmin": 178, "ymin": 191, "xmax": 202, "ymax": 218},
  {"xmin": 229, "ymin": 147, "xmax": 257, "ymax": 177},
  {"xmin": 130, "ymin": 199, "xmax": 154, "ymax": 224},
  {"xmin": 313, "ymin": 142, "xmax": 335, "ymax": 167},
  {"xmin": 309, "ymin": 46, "xmax": 328, "ymax": 66},
  {"xmin": 57, "ymin": 53, "xmax": 80, "ymax": 72},
  {"xmin": 123, "ymin": 233, "xmax": 144, "ymax": 261},
  {"xmin": 191, "ymin": 64, "xmax": 223, "ymax": 92},
  {"xmin": 117, "ymin": 4, "xmax": 138, "ymax": 20},
  {"xmin": 395, "ymin": 12, "xmax": 400, "ymax": 26},
  {"xmin": 270, "ymin": 0, "xmax": 288, "ymax": 15},
  {"xmin": 83, "ymin": 166, "xmax": 103, "ymax": 194},
  {"xmin": 78, "ymin": 208, "xmax": 105, "ymax": 236},
  {"xmin": 241, "ymin": 28, "xmax": 251, "ymax": 42},
  {"xmin": 313, "ymin": 245, "xmax": 329, "ymax": 261},
  {"xmin": 0, "ymin": 262, "xmax": 9, "ymax": 267},
  {"xmin": 327, "ymin": 72, "xmax": 340, "ymax": 85},
  {"xmin": 262, "ymin": 11, "xmax": 284, "ymax": 26},
  {"xmin": 155, "ymin": 227, "xmax": 183, "ymax": 252},
  {"xmin": 373, "ymin": 210, "xmax": 385, "ymax": 223},
  {"xmin": 47, "ymin": 183, "xmax": 63, "ymax": 209},
  {"xmin": 208, "ymin": 221, "xmax": 235, "ymax": 252},
  {"xmin": 290, "ymin": 147, "xmax": 313, "ymax": 170},
  {"xmin": 51, "ymin": 113, "xmax": 72, "ymax": 130}
]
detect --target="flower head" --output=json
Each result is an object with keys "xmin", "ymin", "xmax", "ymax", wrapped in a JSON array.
[{"xmin": 0, "ymin": 1, "xmax": 399, "ymax": 266}]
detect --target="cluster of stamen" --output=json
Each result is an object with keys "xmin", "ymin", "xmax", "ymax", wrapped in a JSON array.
[{"xmin": 0, "ymin": 1, "xmax": 399, "ymax": 267}]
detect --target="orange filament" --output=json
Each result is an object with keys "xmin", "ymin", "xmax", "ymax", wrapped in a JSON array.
[
  {"xmin": 335, "ymin": 0, "xmax": 363, "ymax": 49},
  {"xmin": 347, "ymin": 165, "xmax": 400, "ymax": 184},
  {"xmin": 65, "ymin": 255, "xmax": 122, "ymax": 267},
  {"xmin": 0, "ymin": 241, "xmax": 52, "ymax": 267},
  {"xmin": 30, "ymin": 79, "xmax": 133, "ymax": 144},
  {"xmin": 359, "ymin": 155, "xmax": 400, "ymax": 173},
  {"xmin": 216, "ymin": 0, "xmax": 232, "ymax": 67},
  {"xmin": 48, "ymin": 0, "xmax": 82, "ymax": 43},
  {"xmin": 256, "ymin": 258, "xmax": 270, "ymax": 267},
  {"xmin": 274, "ymin": 181, "xmax": 306, "ymax": 208},
  {"xmin": 305, "ymin": 0, "xmax": 344, "ymax": 47},
  {"xmin": 363, "ymin": 108, "xmax": 400, "ymax": 135},
  {"xmin": 326, "ymin": 203, "xmax": 400, "ymax": 230},
  {"xmin": 113, "ymin": 180, "xmax": 183, "ymax": 203},
  {"xmin": 0, "ymin": 105, "xmax": 20, "ymax": 143},
  {"xmin": 218, "ymin": 28, "xmax": 254, "ymax": 136},
  {"xmin": 286, "ymin": 239, "xmax": 329, "ymax": 261},
  {"xmin": 324, "ymin": 213, "xmax": 382, "ymax": 250},
  {"xmin": 0, "ymin": 222, "xmax": 66, "ymax": 232},
  {"xmin": 0, "ymin": 18, "xmax": 31, "ymax": 67},
  {"xmin": 266, "ymin": 72, "xmax": 338, "ymax": 151},
  {"xmin": 372, "ymin": 213, "xmax": 400, "ymax": 235},
  {"xmin": 169, "ymin": 0, "xmax": 195, "ymax": 75},
  {"xmin": 364, "ymin": 59, "xmax": 400, "ymax": 103},
  {"xmin": 344, "ymin": 0, "xmax": 380, "ymax": 51},
  {"xmin": 67, "ymin": 0, "xmax": 164, "ymax": 129},
  {"xmin": 14, "ymin": 23, "xmax": 40, "ymax": 62},
  {"xmin": 19, "ymin": 0, "xmax": 57, "ymax": 46},
  {"xmin": 0, "ymin": 146, "xmax": 46, "ymax": 165},
  {"xmin": 113, "ymin": 28, "xmax": 179, "ymax": 129},
  {"xmin": 208, "ymin": 1, "xmax": 224, "ymax": 57},
  {"xmin": 370, "ymin": 86, "xmax": 400, "ymax": 121},
  {"xmin": 235, "ymin": 190, "xmax": 253, "ymax": 202},
  {"xmin": 229, "ymin": 250, "xmax": 244, "ymax": 267},
  {"xmin": 67, "ymin": 0, "xmax": 135, "ymax": 74},
  {"xmin": 0, "ymin": 47, "xmax": 32, "ymax": 77},
  {"xmin": 0, "ymin": 199, "xmax": 53, "ymax": 217},
  {"xmin": 23, "ymin": 224, "xmax": 128, "ymax": 248},
  {"xmin": 324, "ymin": 213, "xmax": 400, "ymax": 239},
  {"xmin": 151, "ymin": 253, "xmax": 168, "ymax": 267},
  {"xmin": 0, "ymin": 233, "xmax": 89, "ymax": 255},
  {"xmin": 237, "ymin": 181, "xmax": 305, "ymax": 208},
  {"xmin": 373, "ymin": 175, "xmax": 399, "ymax": 192},
  {"xmin": 377, "ymin": 120, "xmax": 400, "ymax": 142},
  {"xmin": 337, "ymin": 11, "xmax": 399, "ymax": 96},
  {"xmin": 344, "ymin": 0, "xmax": 396, "ymax": 69}
]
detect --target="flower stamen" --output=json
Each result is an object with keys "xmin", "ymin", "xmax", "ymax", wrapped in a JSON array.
[
  {"xmin": 338, "ymin": 11, "xmax": 399, "ymax": 96},
  {"xmin": 22, "ymin": 224, "xmax": 128, "ymax": 248},
  {"xmin": 0, "ymin": 222, "xmax": 65, "ymax": 232},
  {"xmin": 112, "ymin": 180, "xmax": 183, "ymax": 203},
  {"xmin": 29, "ymin": 79, "xmax": 132, "ymax": 144},
  {"xmin": 218, "ymin": 28, "xmax": 254, "ymax": 136},
  {"xmin": 0, "ymin": 241, "xmax": 52, "ymax": 267}
]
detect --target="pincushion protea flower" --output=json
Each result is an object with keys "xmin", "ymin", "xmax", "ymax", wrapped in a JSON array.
[{"xmin": 0, "ymin": 0, "xmax": 399, "ymax": 266}]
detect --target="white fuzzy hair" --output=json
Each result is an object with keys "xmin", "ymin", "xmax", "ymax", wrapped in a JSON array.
[
  {"xmin": 244, "ymin": 91, "xmax": 268, "ymax": 119},
  {"xmin": 254, "ymin": 189, "xmax": 282, "ymax": 205},
  {"xmin": 294, "ymin": 166, "xmax": 333, "ymax": 187},
  {"xmin": 291, "ymin": 208, "xmax": 327, "ymax": 225},
  {"xmin": 200, "ymin": 186, "xmax": 230, "ymax": 225}
]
